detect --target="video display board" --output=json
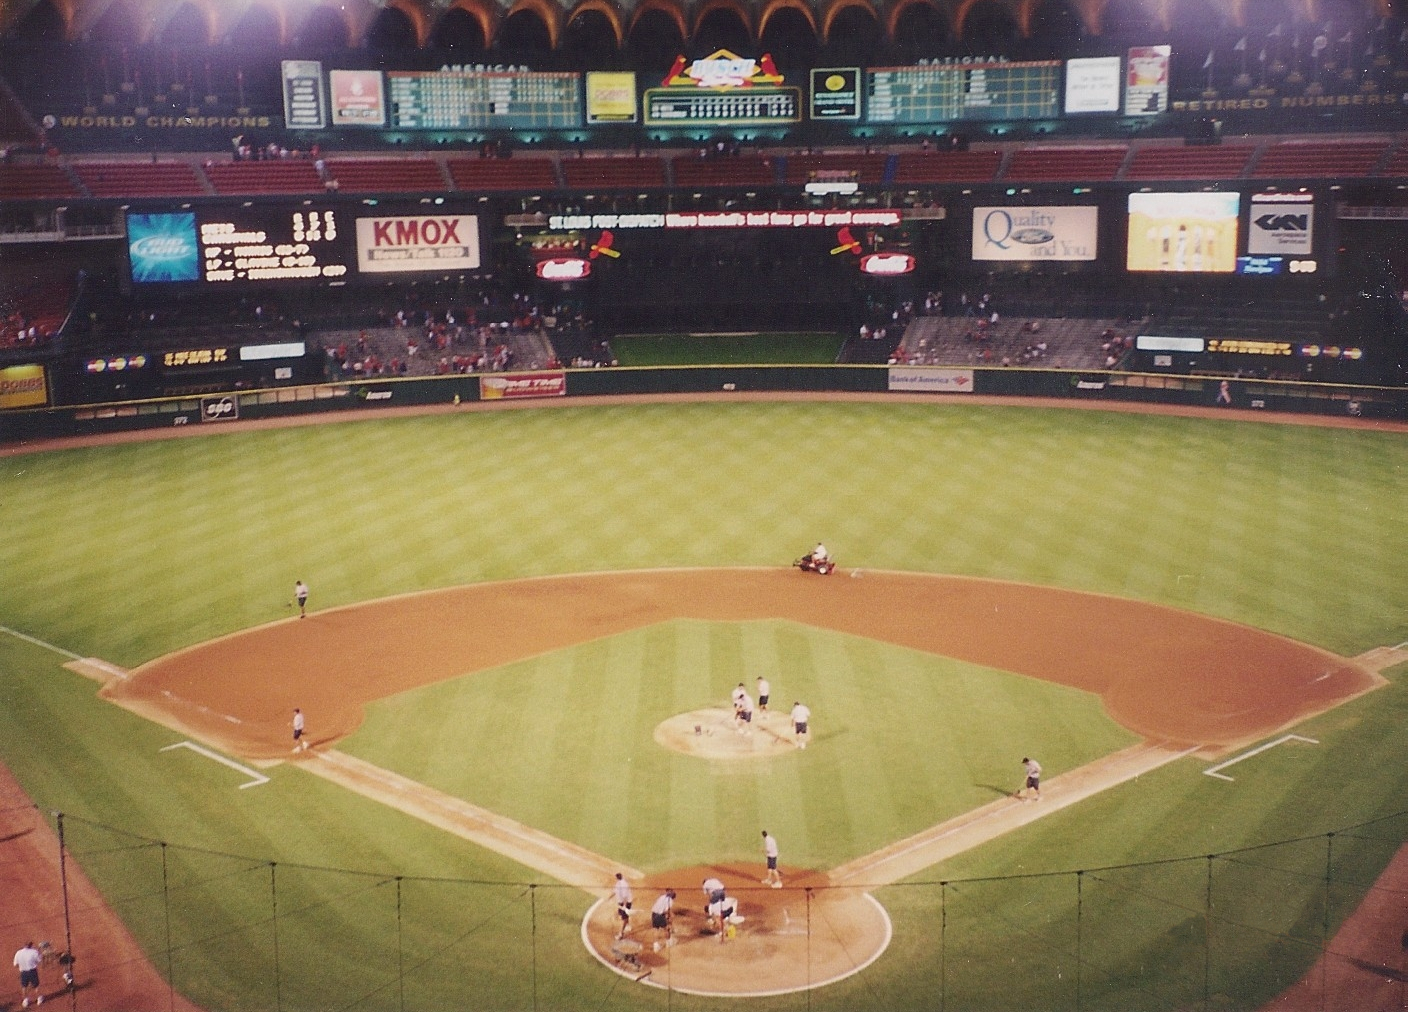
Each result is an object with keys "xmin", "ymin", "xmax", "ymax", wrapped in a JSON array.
[
  {"xmin": 386, "ymin": 70, "xmax": 582, "ymax": 130},
  {"xmin": 865, "ymin": 61, "xmax": 1060, "ymax": 124},
  {"xmin": 125, "ymin": 204, "xmax": 483, "ymax": 286},
  {"xmin": 1127, "ymin": 192, "xmax": 1239, "ymax": 273}
]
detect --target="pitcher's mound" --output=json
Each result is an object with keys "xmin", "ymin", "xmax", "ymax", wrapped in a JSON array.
[
  {"xmin": 583, "ymin": 864, "xmax": 891, "ymax": 996},
  {"xmin": 655, "ymin": 709, "xmax": 800, "ymax": 758}
]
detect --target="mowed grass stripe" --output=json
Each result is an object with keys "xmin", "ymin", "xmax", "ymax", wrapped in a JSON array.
[{"xmin": 340, "ymin": 619, "xmax": 1136, "ymax": 872}]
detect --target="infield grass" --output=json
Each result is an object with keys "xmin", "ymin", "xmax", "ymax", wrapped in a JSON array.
[{"xmin": 0, "ymin": 400, "xmax": 1406, "ymax": 1010}]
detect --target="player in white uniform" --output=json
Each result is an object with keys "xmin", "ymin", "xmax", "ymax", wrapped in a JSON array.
[
  {"xmin": 650, "ymin": 889, "xmax": 676, "ymax": 951},
  {"xmin": 790, "ymin": 701, "xmax": 811, "ymax": 749},
  {"xmin": 755, "ymin": 676, "xmax": 770, "ymax": 712},
  {"xmin": 1019, "ymin": 756, "xmax": 1043, "ymax": 801},
  {"xmin": 762, "ymin": 830, "xmax": 782, "ymax": 887},
  {"xmin": 612, "ymin": 872, "xmax": 634, "ymax": 938}
]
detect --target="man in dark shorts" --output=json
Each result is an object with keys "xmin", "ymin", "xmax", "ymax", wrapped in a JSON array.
[
  {"xmin": 650, "ymin": 889, "xmax": 676, "ymax": 951},
  {"xmin": 13, "ymin": 940, "xmax": 41, "ymax": 1007},
  {"xmin": 1019, "ymin": 757, "xmax": 1042, "ymax": 801}
]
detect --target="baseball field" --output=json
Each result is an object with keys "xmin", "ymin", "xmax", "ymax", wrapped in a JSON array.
[{"xmin": 1, "ymin": 394, "xmax": 1406, "ymax": 1011}]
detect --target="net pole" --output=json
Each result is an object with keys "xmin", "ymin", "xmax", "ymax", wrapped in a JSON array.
[
  {"xmin": 269, "ymin": 862, "xmax": 282, "ymax": 1012},
  {"xmin": 1321, "ymin": 833, "xmax": 1334, "ymax": 1009},
  {"xmin": 56, "ymin": 812, "xmax": 76, "ymax": 1012},
  {"xmin": 1076, "ymin": 870, "xmax": 1084, "ymax": 1011},
  {"xmin": 940, "ymin": 882, "xmax": 948, "ymax": 1012},
  {"xmin": 396, "ymin": 877, "xmax": 405, "ymax": 1012},
  {"xmin": 1203, "ymin": 855, "xmax": 1214, "ymax": 1012},
  {"xmin": 161, "ymin": 842, "xmax": 175, "ymax": 1012},
  {"xmin": 530, "ymin": 884, "xmax": 538, "ymax": 1012}
]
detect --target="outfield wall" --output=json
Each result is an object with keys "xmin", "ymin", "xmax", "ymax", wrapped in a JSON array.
[{"xmin": 2, "ymin": 365, "xmax": 1404, "ymax": 444}]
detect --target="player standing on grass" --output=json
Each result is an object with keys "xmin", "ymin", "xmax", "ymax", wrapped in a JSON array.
[
  {"xmin": 762, "ymin": 830, "xmax": 782, "ymax": 888},
  {"xmin": 790, "ymin": 700, "xmax": 811, "ymax": 749},
  {"xmin": 294, "ymin": 579, "xmax": 309, "ymax": 618},
  {"xmin": 1019, "ymin": 757, "xmax": 1042, "ymax": 801},
  {"xmin": 755, "ymin": 676, "xmax": 770, "ymax": 713}
]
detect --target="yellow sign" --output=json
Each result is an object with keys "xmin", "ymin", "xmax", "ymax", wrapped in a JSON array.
[
  {"xmin": 0, "ymin": 364, "xmax": 48, "ymax": 409},
  {"xmin": 586, "ymin": 72, "xmax": 638, "ymax": 124}
]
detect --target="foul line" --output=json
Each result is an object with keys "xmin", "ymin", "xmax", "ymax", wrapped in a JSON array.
[
  {"xmin": 1202, "ymin": 734, "xmax": 1319, "ymax": 782},
  {"xmin": 160, "ymin": 741, "xmax": 269, "ymax": 789},
  {"xmin": 0, "ymin": 625, "xmax": 83, "ymax": 661}
]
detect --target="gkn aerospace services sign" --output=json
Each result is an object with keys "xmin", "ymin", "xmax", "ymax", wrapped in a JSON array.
[
  {"xmin": 972, "ymin": 206, "xmax": 1098, "ymax": 261},
  {"xmin": 1247, "ymin": 196, "xmax": 1313, "ymax": 256}
]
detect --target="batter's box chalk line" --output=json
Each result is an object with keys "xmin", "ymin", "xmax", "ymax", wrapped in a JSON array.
[{"xmin": 1202, "ymin": 734, "xmax": 1318, "ymax": 782}]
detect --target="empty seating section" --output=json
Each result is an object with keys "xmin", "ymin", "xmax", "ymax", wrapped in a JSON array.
[
  {"xmin": 1124, "ymin": 145, "xmax": 1256, "ymax": 181},
  {"xmin": 672, "ymin": 155, "xmax": 778, "ymax": 189},
  {"xmin": 1003, "ymin": 146, "xmax": 1126, "ymax": 182},
  {"xmin": 1251, "ymin": 140, "xmax": 1389, "ymax": 178},
  {"xmin": 781, "ymin": 152, "xmax": 888, "ymax": 185},
  {"xmin": 74, "ymin": 160, "xmax": 205, "ymax": 197},
  {"xmin": 445, "ymin": 157, "xmax": 558, "ymax": 192},
  {"xmin": 0, "ymin": 163, "xmax": 80, "ymax": 199},
  {"xmin": 560, "ymin": 156, "xmax": 667, "ymax": 189},
  {"xmin": 324, "ymin": 159, "xmax": 446, "ymax": 193},
  {"xmin": 1379, "ymin": 141, "xmax": 1408, "ymax": 178},
  {"xmin": 204, "ymin": 160, "xmax": 322, "ymax": 195},
  {"xmin": 891, "ymin": 150, "xmax": 1002, "ymax": 184}
]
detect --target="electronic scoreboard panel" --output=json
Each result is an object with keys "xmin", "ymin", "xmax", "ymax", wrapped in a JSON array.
[
  {"xmin": 199, "ymin": 208, "xmax": 349, "ymax": 283},
  {"xmin": 865, "ymin": 61, "xmax": 1060, "ymax": 124},
  {"xmin": 125, "ymin": 202, "xmax": 484, "ymax": 287},
  {"xmin": 643, "ymin": 87, "xmax": 802, "ymax": 127},
  {"xmin": 386, "ymin": 70, "xmax": 582, "ymax": 130}
]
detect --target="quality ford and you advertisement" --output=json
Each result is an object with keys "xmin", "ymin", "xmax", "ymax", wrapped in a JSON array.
[{"xmin": 972, "ymin": 206, "xmax": 1098, "ymax": 261}]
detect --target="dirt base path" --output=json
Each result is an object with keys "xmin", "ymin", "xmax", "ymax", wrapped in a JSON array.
[{"xmin": 103, "ymin": 569, "xmax": 1379, "ymax": 760}]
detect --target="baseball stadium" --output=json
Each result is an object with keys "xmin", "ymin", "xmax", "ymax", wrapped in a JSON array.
[{"xmin": 1, "ymin": 0, "xmax": 1408, "ymax": 1009}]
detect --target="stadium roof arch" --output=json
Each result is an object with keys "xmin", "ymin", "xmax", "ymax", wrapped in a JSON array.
[{"xmin": 0, "ymin": 0, "xmax": 1393, "ymax": 46}]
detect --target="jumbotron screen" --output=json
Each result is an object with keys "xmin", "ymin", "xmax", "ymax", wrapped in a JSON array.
[{"xmin": 125, "ymin": 204, "xmax": 482, "ymax": 286}]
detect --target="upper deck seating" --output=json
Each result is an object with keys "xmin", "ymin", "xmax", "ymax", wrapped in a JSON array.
[
  {"xmin": 74, "ymin": 160, "xmax": 205, "ymax": 197},
  {"xmin": 445, "ymin": 157, "xmax": 559, "ymax": 192},
  {"xmin": 559, "ymin": 155, "xmax": 667, "ymax": 189},
  {"xmin": 1003, "ymin": 146, "xmax": 1126, "ymax": 182},
  {"xmin": 0, "ymin": 163, "xmax": 80, "ymax": 199},
  {"xmin": 204, "ymin": 160, "xmax": 322, "ymax": 195},
  {"xmin": 891, "ymin": 150, "xmax": 1002, "ymax": 184},
  {"xmin": 1250, "ymin": 139, "xmax": 1390, "ymax": 179},
  {"xmin": 1124, "ymin": 145, "xmax": 1257, "ymax": 181},
  {"xmin": 323, "ymin": 158, "xmax": 447, "ymax": 193},
  {"xmin": 672, "ymin": 155, "xmax": 779, "ymax": 188}
]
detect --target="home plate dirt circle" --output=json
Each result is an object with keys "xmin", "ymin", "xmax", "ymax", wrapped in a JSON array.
[{"xmin": 582, "ymin": 864, "xmax": 892, "ymax": 996}]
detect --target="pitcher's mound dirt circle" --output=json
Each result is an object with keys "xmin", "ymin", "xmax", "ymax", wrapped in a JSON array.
[
  {"xmin": 583, "ymin": 864, "xmax": 891, "ymax": 996},
  {"xmin": 655, "ymin": 708, "xmax": 801, "ymax": 757}
]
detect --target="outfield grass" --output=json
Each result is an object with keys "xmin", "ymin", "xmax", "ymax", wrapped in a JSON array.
[
  {"xmin": 0, "ymin": 400, "xmax": 1405, "ymax": 1010},
  {"xmin": 609, "ymin": 331, "xmax": 846, "ymax": 365}
]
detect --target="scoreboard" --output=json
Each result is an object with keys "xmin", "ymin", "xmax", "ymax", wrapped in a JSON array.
[
  {"xmin": 865, "ymin": 62, "xmax": 1060, "ymax": 124},
  {"xmin": 125, "ymin": 202, "xmax": 485, "ymax": 288},
  {"xmin": 387, "ymin": 70, "xmax": 582, "ymax": 130},
  {"xmin": 199, "ymin": 209, "xmax": 349, "ymax": 283},
  {"xmin": 643, "ymin": 87, "xmax": 802, "ymax": 127}
]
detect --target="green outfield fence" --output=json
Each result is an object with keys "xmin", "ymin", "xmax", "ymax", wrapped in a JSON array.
[
  {"xmin": 3, "ymin": 365, "xmax": 1406, "ymax": 444},
  {"xmin": 25, "ymin": 807, "xmax": 1408, "ymax": 1012}
]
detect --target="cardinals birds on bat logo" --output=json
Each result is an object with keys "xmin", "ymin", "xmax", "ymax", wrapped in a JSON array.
[
  {"xmin": 831, "ymin": 226, "xmax": 863, "ymax": 256},
  {"xmin": 589, "ymin": 230, "xmax": 620, "ymax": 258}
]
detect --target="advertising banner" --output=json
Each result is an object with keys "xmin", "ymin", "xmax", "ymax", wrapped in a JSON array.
[
  {"xmin": 1247, "ymin": 199, "xmax": 1313, "ymax": 255},
  {"xmin": 1125, "ymin": 46, "xmax": 1170, "ymax": 115},
  {"xmin": 330, "ymin": 70, "xmax": 386, "ymax": 126},
  {"xmin": 1065, "ymin": 57, "xmax": 1121, "ymax": 113},
  {"xmin": 0, "ymin": 364, "xmax": 48, "ymax": 409},
  {"xmin": 480, "ymin": 372, "xmax": 567, "ymax": 400},
  {"xmin": 586, "ymin": 72, "xmax": 638, "ymax": 123},
  {"xmin": 888, "ymin": 367, "xmax": 975, "ymax": 393},
  {"xmin": 355, "ymin": 215, "xmax": 481, "ymax": 274},
  {"xmin": 972, "ymin": 206, "xmax": 1098, "ymax": 261},
  {"xmin": 126, "ymin": 212, "xmax": 200, "ymax": 283}
]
